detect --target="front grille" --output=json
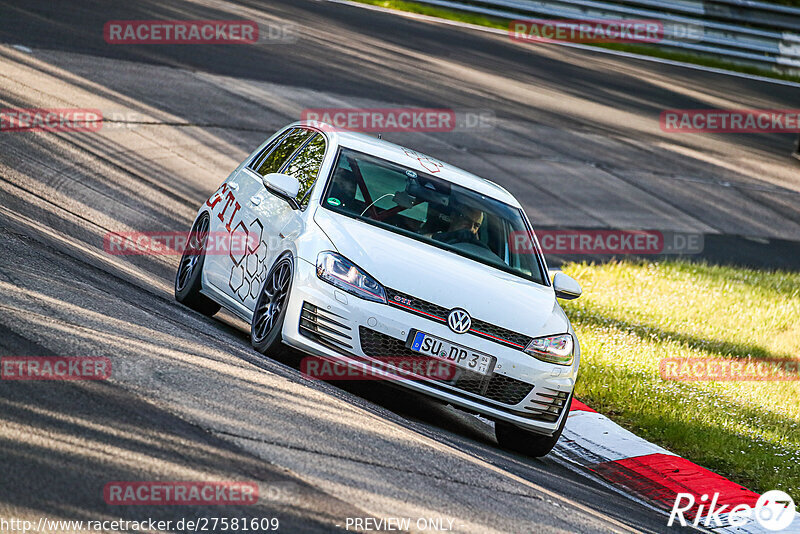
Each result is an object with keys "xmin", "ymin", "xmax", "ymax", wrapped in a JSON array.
[
  {"xmin": 299, "ymin": 302, "xmax": 353, "ymax": 350},
  {"xmin": 385, "ymin": 287, "xmax": 531, "ymax": 350},
  {"xmin": 359, "ymin": 327, "xmax": 533, "ymax": 406}
]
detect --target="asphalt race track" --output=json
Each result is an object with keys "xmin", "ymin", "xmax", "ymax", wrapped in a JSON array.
[{"xmin": 1, "ymin": 0, "xmax": 799, "ymax": 532}]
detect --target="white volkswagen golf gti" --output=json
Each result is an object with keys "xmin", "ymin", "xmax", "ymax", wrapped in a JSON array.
[{"xmin": 175, "ymin": 121, "xmax": 583, "ymax": 457}]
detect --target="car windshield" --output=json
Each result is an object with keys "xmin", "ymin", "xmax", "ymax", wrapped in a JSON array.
[{"xmin": 321, "ymin": 148, "xmax": 546, "ymax": 285}]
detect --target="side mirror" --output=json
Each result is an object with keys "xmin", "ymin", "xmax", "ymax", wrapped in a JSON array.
[
  {"xmin": 553, "ymin": 272, "xmax": 582, "ymax": 300},
  {"xmin": 263, "ymin": 173, "xmax": 300, "ymax": 201}
]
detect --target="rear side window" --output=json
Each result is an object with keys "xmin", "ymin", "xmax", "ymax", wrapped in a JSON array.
[
  {"xmin": 249, "ymin": 131, "xmax": 288, "ymax": 172},
  {"xmin": 251, "ymin": 128, "xmax": 314, "ymax": 177},
  {"xmin": 282, "ymin": 133, "xmax": 327, "ymax": 208}
]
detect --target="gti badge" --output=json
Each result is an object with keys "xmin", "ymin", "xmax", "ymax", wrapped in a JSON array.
[{"xmin": 447, "ymin": 308, "xmax": 471, "ymax": 334}]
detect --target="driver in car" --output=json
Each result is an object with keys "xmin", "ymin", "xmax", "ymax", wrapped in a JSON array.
[{"xmin": 433, "ymin": 204, "xmax": 485, "ymax": 244}]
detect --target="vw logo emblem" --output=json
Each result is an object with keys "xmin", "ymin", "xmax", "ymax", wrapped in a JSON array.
[{"xmin": 447, "ymin": 308, "xmax": 472, "ymax": 334}]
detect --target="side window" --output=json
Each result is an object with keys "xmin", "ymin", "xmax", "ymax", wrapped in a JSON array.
[
  {"xmin": 283, "ymin": 134, "xmax": 327, "ymax": 208},
  {"xmin": 252, "ymin": 128, "xmax": 314, "ymax": 177},
  {"xmin": 248, "ymin": 130, "xmax": 289, "ymax": 172}
]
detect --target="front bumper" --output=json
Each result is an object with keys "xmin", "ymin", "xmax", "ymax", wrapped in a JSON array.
[{"xmin": 282, "ymin": 258, "xmax": 577, "ymax": 435}]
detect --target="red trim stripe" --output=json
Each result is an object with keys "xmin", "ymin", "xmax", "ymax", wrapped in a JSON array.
[
  {"xmin": 468, "ymin": 327, "xmax": 525, "ymax": 348},
  {"xmin": 390, "ymin": 301, "xmax": 445, "ymax": 322}
]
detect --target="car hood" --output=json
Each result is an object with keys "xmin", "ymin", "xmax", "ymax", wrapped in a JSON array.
[{"xmin": 313, "ymin": 208, "xmax": 569, "ymax": 338}]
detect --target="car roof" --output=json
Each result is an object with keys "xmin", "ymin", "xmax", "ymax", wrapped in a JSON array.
[{"xmin": 290, "ymin": 121, "xmax": 521, "ymax": 208}]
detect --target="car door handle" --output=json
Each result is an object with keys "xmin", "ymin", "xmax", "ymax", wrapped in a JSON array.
[
  {"xmin": 228, "ymin": 181, "xmax": 239, "ymax": 191},
  {"xmin": 250, "ymin": 196, "xmax": 261, "ymax": 206}
]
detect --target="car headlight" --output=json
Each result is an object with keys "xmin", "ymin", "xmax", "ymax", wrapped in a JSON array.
[
  {"xmin": 524, "ymin": 333, "xmax": 574, "ymax": 366},
  {"xmin": 316, "ymin": 251, "xmax": 386, "ymax": 303}
]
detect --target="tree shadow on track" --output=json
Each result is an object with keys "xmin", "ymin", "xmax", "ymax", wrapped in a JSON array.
[{"xmin": 0, "ymin": 328, "xmax": 359, "ymax": 531}]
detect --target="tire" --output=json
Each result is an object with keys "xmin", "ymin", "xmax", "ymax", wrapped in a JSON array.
[
  {"xmin": 793, "ymin": 133, "xmax": 800, "ymax": 160},
  {"xmin": 250, "ymin": 253, "xmax": 293, "ymax": 355},
  {"xmin": 174, "ymin": 213, "xmax": 221, "ymax": 316},
  {"xmin": 495, "ymin": 398, "xmax": 570, "ymax": 458}
]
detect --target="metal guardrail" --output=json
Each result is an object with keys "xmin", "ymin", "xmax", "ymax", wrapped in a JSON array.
[{"xmin": 412, "ymin": 0, "xmax": 800, "ymax": 72}]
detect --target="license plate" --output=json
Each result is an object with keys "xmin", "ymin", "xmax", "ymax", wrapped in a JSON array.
[{"xmin": 407, "ymin": 331, "xmax": 495, "ymax": 376}]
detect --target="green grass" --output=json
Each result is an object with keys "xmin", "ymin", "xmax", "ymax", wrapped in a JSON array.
[
  {"xmin": 559, "ymin": 260, "xmax": 800, "ymax": 500},
  {"xmin": 353, "ymin": 0, "xmax": 800, "ymax": 84}
]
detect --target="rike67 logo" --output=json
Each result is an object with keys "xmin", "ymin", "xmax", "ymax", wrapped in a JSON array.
[{"xmin": 669, "ymin": 490, "xmax": 796, "ymax": 531}]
